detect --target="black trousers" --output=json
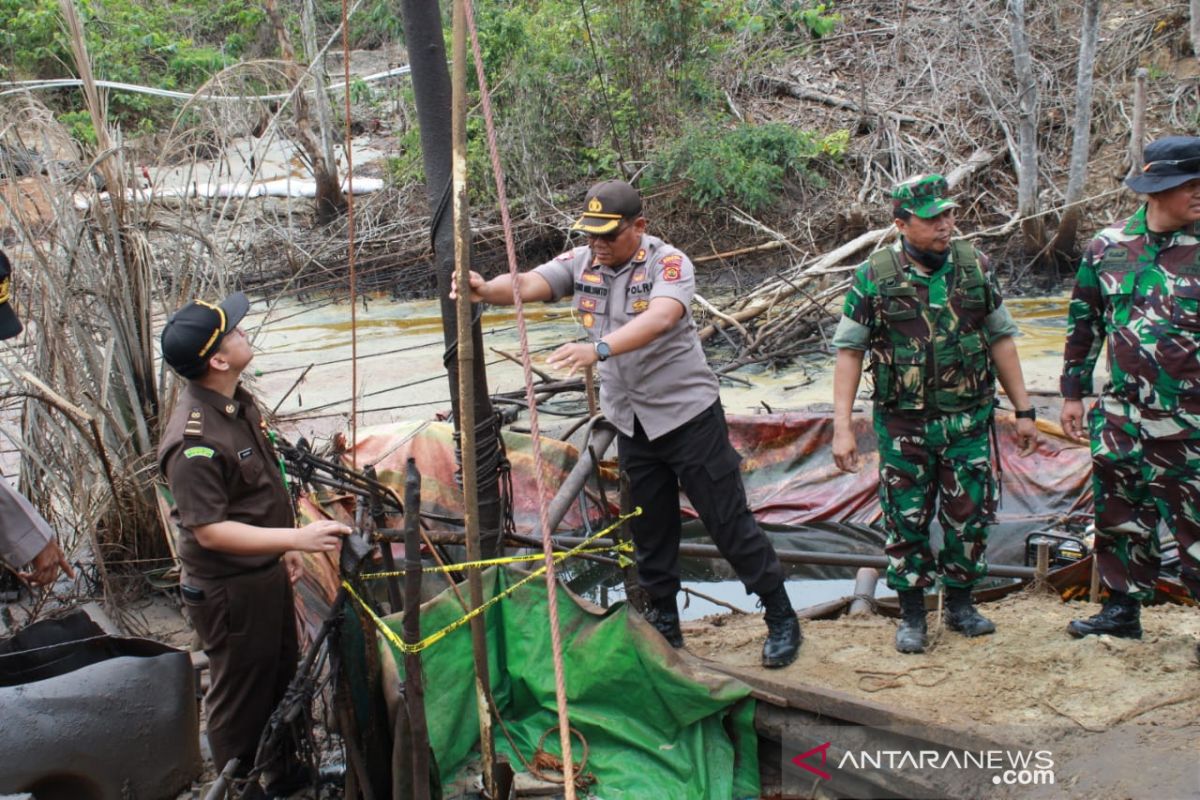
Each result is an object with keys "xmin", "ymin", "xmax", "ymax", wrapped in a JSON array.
[{"xmin": 618, "ymin": 400, "xmax": 784, "ymax": 601}]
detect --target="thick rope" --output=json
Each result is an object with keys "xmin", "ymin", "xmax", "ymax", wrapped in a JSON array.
[
  {"xmin": 340, "ymin": 0, "xmax": 358, "ymax": 468},
  {"xmin": 462, "ymin": 3, "xmax": 576, "ymax": 794}
]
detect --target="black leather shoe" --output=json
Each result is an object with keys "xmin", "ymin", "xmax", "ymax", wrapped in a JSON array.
[
  {"xmin": 895, "ymin": 589, "xmax": 928, "ymax": 654},
  {"xmin": 759, "ymin": 584, "xmax": 802, "ymax": 668},
  {"xmin": 943, "ymin": 586, "xmax": 996, "ymax": 637},
  {"xmin": 1067, "ymin": 591, "xmax": 1142, "ymax": 639},
  {"xmin": 645, "ymin": 595, "xmax": 684, "ymax": 648}
]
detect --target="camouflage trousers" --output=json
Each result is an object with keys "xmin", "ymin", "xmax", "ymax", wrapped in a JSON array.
[
  {"xmin": 1089, "ymin": 396, "xmax": 1200, "ymax": 603},
  {"xmin": 875, "ymin": 405, "xmax": 996, "ymax": 591}
]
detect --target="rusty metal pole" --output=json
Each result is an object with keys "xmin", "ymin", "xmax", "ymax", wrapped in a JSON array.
[
  {"xmin": 451, "ymin": 0, "xmax": 496, "ymax": 794},
  {"xmin": 402, "ymin": 459, "xmax": 431, "ymax": 800}
]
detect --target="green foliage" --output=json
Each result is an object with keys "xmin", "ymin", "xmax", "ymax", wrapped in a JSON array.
[
  {"xmin": 57, "ymin": 110, "xmax": 98, "ymax": 147},
  {"xmin": 646, "ymin": 122, "xmax": 848, "ymax": 212},
  {"xmin": 772, "ymin": 0, "xmax": 842, "ymax": 37}
]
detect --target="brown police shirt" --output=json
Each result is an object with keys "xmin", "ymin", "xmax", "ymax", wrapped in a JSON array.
[
  {"xmin": 158, "ymin": 382, "xmax": 295, "ymax": 579},
  {"xmin": 533, "ymin": 233, "xmax": 719, "ymax": 440}
]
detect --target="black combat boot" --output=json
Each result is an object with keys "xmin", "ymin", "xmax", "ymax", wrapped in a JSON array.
[
  {"xmin": 943, "ymin": 586, "xmax": 996, "ymax": 637},
  {"xmin": 895, "ymin": 589, "xmax": 928, "ymax": 654},
  {"xmin": 759, "ymin": 584, "xmax": 802, "ymax": 668},
  {"xmin": 1067, "ymin": 591, "xmax": 1142, "ymax": 639},
  {"xmin": 644, "ymin": 594, "xmax": 684, "ymax": 648}
]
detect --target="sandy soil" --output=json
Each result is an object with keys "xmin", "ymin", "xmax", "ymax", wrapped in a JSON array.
[
  {"xmin": 685, "ymin": 588, "xmax": 1199, "ymax": 731},
  {"xmin": 687, "ymin": 589, "xmax": 1200, "ymax": 799}
]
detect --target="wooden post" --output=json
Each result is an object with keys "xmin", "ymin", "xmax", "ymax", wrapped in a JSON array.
[
  {"xmin": 451, "ymin": 1, "xmax": 496, "ymax": 795},
  {"xmin": 1128, "ymin": 68, "xmax": 1149, "ymax": 178},
  {"xmin": 583, "ymin": 365, "xmax": 598, "ymax": 417},
  {"xmin": 1089, "ymin": 555, "xmax": 1102, "ymax": 604},
  {"xmin": 402, "ymin": 459, "xmax": 431, "ymax": 800},
  {"xmin": 1035, "ymin": 542, "xmax": 1050, "ymax": 584}
]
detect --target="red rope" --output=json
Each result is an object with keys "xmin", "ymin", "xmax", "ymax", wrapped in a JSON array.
[{"xmin": 463, "ymin": 2, "xmax": 576, "ymax": 795}]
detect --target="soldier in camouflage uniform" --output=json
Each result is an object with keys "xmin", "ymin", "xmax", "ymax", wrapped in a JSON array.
[
  {"xmin": 1061, "ymin": 136, "xmax": 1200, "ymax": 655},
  {"xmin": 832, "ymin": 174, "xmax": 1039, "ymax": 653}
]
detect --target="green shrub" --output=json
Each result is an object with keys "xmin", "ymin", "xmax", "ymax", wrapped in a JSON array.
[{"xmin": 647, "ymin": 122, "xmax": 848, "ymax": 212}]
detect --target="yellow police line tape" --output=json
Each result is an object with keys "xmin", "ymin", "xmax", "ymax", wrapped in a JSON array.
[{"xmin": 341, "ymin": 508, "xmax": 642, "ymax": 655}]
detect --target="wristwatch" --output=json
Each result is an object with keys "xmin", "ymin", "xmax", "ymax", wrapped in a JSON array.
[
  {"xmin": 594, "ymin": 340, "xmax": 611, "ymax": 361},
  {"xmin": 1014, "ymin": 407, "xmax": 1037, "ymax": 421}
]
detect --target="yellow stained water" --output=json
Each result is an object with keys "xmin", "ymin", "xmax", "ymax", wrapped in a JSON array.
[{"xmin": 246, "ymin": 292, "xmax": 1085, "ymax": 443}]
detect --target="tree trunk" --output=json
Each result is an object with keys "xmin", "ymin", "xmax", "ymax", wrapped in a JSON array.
[
  {"xmin": 1127, "ymin": 67, "xmax": 1149, "ymax": 178},
  {"xmin": 1007, "ymin": 0, "xmax": 1047, "ymax": 267},
  {"xmin": 262, "ymin": 0, "xmax": 345, "ymax": 223},
  {"xmin": 1048, "ymin": 0, "xmax": 1101, "ymax": 269},
  {"xmin": 1191, "ymin": 0, "xmax": 1200, "ymax": 60},
  {"xmin": 397, "ymin": 0, "xmax": 502, "ymax": 558}
]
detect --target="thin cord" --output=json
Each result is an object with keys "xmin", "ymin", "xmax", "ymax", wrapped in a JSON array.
[
  {"xmin": 340, "ymin": 0, "xmax": 358, "ymax": 468},
  {"xmin": 464, "ymin": 3, "xmax": 577, "ymax": 795}
]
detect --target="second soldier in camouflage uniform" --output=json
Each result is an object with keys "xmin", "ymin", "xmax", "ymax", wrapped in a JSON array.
[
  {"xmin": 832, "ymin": 175, "xmax": 1039, "ymax": 653},
  {"xmin": 1061, "ymin": 136, "xmax": 1200, "ymax": 655}
]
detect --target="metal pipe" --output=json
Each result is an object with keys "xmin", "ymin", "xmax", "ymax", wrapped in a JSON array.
[
  {"xmin": 533, "ymin": 426, "xmax": 617, "ymax": 538},
  {"xmin": 407, "ymin": 532, "xmax": 1039, "ymax": 579},
  {"xmin": 402, "ymin": 459, "xmax": 431, "ymax": 800},
  {"xmin": 848, "ymin": 567, "xmax": 879, "ymax": 616}
]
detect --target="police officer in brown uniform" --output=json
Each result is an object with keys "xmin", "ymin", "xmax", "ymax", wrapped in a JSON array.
[
  {"xmin": 158, "ymin": 292, "xmax": 349, "ymax": 792},
  {"xmin": 453, "ymin": 180, "xmax": 801, "ymax": 668}
]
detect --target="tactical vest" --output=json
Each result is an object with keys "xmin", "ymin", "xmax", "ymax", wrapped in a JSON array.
[{"xmin": 867, "ymin": 240, "xmax": 996, "ymax": 414}]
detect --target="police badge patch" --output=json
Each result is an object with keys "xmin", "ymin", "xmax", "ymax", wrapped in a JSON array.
[{"xmin": 661, "ymin": 254, "xmax": 683, "ymax": 282}]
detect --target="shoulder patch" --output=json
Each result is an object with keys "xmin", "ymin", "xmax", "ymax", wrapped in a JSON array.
[
  {"xmin": 661, "ymin": 254, "xmax": 683, "ymax": 282},
  {"xmin": 633, "ymin": 248, "xmax": 647, "ymax": 263},
  {"xmin": 184, "ymin": 407, "xmax": 204, "ymax": 438},
  {"xmin": 184, "ymin": 446, "xmax": 215, "ymax": 459}
]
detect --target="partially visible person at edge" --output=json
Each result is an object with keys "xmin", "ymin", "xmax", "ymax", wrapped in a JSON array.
[
  {"xmin": 1059, "ymin": 135, "xmax": 1200, "ymax": 663},
  {"xmin": 450, "ymin": 179, "xmax": 802, "ymax": 668},
  {"xmin": 158, "ymin": 293, "xmax": 350, "ymax": 797},
  {"xmin": 831, "ymin": 174, "xmax": 1039, "ymax": 654},
  {"xmin": 0, "ymin": 248, "xmax": 74, "ymax": 589}
]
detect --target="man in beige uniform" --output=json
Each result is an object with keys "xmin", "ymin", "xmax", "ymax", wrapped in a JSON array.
[
  {"xmin": 454, "ymin": 180, "xmax": 801, "ymax": 668},
  {"xmin": 158, "ymin": 292, "xmax": 349, "ymax": 795}
]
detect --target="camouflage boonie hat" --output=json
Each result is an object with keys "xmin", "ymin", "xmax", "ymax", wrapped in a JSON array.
[{"xmin": 891, "ymin": 174, "xmax": 959, "ymax": 219}]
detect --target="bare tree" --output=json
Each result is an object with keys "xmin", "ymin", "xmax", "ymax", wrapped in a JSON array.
[
  {"xmin": 262, "ymin": 0, "xmax": 346, "ymax": 224},
  {"xmin": 1048, "ymin": 0, "xmax": 1102, "ymax": 268},
  {"xmin": 1007, "ymin": 0, "xmax": 1047, "ymax": 267},
  {"xmin": 1192, "ymin": 0, "xmax": 1200, "ymax": 60}
]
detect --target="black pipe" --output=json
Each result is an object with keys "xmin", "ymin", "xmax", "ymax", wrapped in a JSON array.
[{"xmin": 396, "ymin": 0, "xmax": 502, "ymax": 558}]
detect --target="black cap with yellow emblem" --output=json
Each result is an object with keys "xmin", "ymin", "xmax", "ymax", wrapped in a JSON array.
[
  {"xmin": 161, "ymin": 292, "xmax": 250, "ymax": 379},
  {"xmin": 0, "ymin": 249, "xmax": 24, "ymax": 341},
  {"xmin": 571, "ymin": 180, "xmax": 643, "ymax": 235}
]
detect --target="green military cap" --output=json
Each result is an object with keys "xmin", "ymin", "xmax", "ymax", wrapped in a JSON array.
[{"xmin": 891, "ymin": 174, "xmax": 959, "ymax": 219}]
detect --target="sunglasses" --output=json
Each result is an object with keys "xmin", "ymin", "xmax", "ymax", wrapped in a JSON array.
[
  {"xmin": 585, "ymin": 221, "xmax": 631, "ymax": 243},
  {"xmin": 1143, "ymin": 156, "xmax": 1200, "ymax": 174}
]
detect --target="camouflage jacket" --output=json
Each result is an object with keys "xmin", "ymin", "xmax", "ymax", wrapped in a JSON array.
[
  {"xmin": 1060, "ymin": 205, "xmax": 1200, "ymax": 414},
  {"xmin": 838, "ymin": 239, "xmax": 1004, "ymax": 415}
]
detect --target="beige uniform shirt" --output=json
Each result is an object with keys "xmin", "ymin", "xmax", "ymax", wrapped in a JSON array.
[{"xmin": 533, "ymin": 234, "xmax": 719, "ymax": 440}]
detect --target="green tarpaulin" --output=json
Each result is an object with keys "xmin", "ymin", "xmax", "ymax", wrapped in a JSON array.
[{"xmin": 378, "ymin": 567, "xmax": 759, "ymax": 799}]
